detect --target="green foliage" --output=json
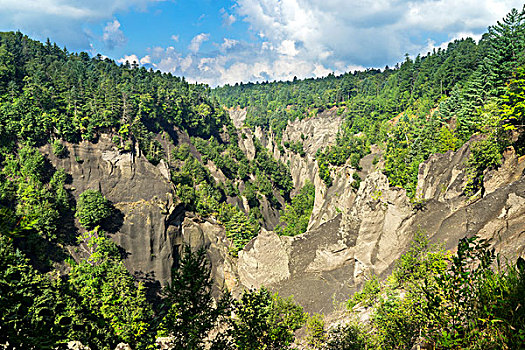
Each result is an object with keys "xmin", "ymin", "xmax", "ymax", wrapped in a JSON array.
[
  {"xmin": 1, "ymin": 146, "xmax": 70, "ymax": 241},
  {"xmin": 231, "ymin": 287, "xmax": 307, "ymax": 350},
  {"xmin": 346, "ymin": 275, "xmax": 381, "ymax": 309},
  {"xmin": 284, "ymin": 140, "xmax": 306, "ymax": 157},
  {"xmin": 305, "ymin": 313, "xmax": 327, "ymax": 349},
  {"xmin": 315, "ymin": 133, "xmax": 369, "ymax": 186},
  {"xmin": 343, "ymin": 233, "xmax": 525, "ymax": 350},
  {"xmin": 0, "ymin": 234, "xmax": 67, "ymax": 348},
  {"xmin": 171, "ymin": 144, "xmax": 191, "ymax": 161},
  {"xmin": 437, "ymin": 125, "xmax": 460, "ymax": 153},
  {"xmin": 502, "ymin": 65, "xmax": 525, "ymax": 154},
  {"xmin": 218, "ymin": 203, "xmax": 260, "ymax": 256},
  {"xmin": 422, "ymin": 236, "xmax": 498, "ymax": 347},
  {"xmin": 463, "ymin": 137, "xmax": 503, "ymax": 197},
  {"xmin": 159, "ymin": 246, "xmax": 232, "ymax": 349},
  {"xmin": 69, "ymin": 229, "xmax": 155, "ymax": 348},
  {"xmin": 275, "ymin": 181, "xmax": 315, "ymax": 236},
  {"xmin": 0, "ymin": 31, "xmax": 230, "ymax": 162},
  {"xmin": 325, "ymin": 322, "xmax": 369, "ymax": 350},
  {"xmin": 351, "ymin": 172, "xmax": 361, "ymax": 190},
  {"xmin": 253, "ymin": 138, "xmax": 293, "ymax": 195},
  {"xmin": 383, "ymin": 115, "xmax": 442, "ymax": 198},
  {"xmin": 52, "ymin": 139, "xmax": 67, "ymax": 158},
  {"xmin": 75, "ymin": 189, "xmax": 112, "ymax": 229},
  {"xmin": 213, "ymin": 7, "xmax": 525, "ymax": 198},
  {"xmin": 392, "ymin": 230, "xmax": 447, "ymax": 285}
]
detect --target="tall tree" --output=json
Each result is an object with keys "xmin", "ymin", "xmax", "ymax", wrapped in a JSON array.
[{"xmin": 158, "ymin": 246, "xmax": 232, "ymax": 350}]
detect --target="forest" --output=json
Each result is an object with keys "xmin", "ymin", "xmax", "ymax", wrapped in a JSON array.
[{"xmin": 0, "ymin": 5, "xmax": 525, "ymax": 350}]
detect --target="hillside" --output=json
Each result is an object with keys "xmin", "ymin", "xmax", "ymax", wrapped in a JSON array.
[{"xmin": 0, "ymin": 6, "xmax": 525, "ymax": 350}]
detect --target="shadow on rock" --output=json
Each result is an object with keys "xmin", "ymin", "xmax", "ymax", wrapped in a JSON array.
[
  {"xmin": 101, "ymin": 204, "xmax": 125, "ymax": 234},
  {"xmin": 135, "ymin": 270, "xmax": 163, "ymax": 312}
]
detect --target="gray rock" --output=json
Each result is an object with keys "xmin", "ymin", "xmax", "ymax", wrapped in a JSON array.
[
  {"xmin": 67, "ymin": 341, "xmax": 91, "ymax": 350},
  {"xmin": 238, "ymin": 228, "xmax": 291, "ymax": 289},
  {"xmin": 42, "ymin": 134, "xmax": 177, "ymax": 286}
]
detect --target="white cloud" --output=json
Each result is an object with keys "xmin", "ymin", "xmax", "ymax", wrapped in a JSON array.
[
  {"xmin": 313, "ymin": 64, "xmax": 332, "ymax": 78},
  {"xmin": 0, "ymin": 0, "xmax": 163, "ymax": 50},
  {"xmin": 234, "ymin": 0, "xmax": 525, "ymax": 68},
  {"xmin": 171, "ymin": 34, "xmax": 179, "ymax": 42},
  {"xmin": 73, "ymin": 0, "xmax": 525, "ymax": 86},
  {"xmin": 127, "ymin": 39, "xmax": 351, "ymax": 86},
  {"xmin": 420, "ymin": 31, "xmax": 484, "ymax": 56},
  {"xmin": 140, "ymin": 55, "xmax": 153, "ymax": 65},
  {"xmin": 277, "ymin": 40, "xmax": 298, "ymax": 56},
  {"xmin": 221, "ymin": 38, "xmax": 240, "ymax": 51},
  {"xmin": 117, "ymin": 54, "xmax": 140, "ymax": 65},
  {"xmin": 188, "ymin": 33, "xmax": 210, "ymax": 53},
  {"xmin": 102, "ymin": 19, "xmax": 127, "ymax": 49},
  {"xmin": 220, "ymin": 8, "xmax": 237, "ymax": 26}
]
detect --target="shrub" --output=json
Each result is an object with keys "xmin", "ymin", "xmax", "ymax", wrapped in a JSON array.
[
  {"xmin": 52, "ymin": 139, "xmax": 67, "ymax": 158},
  {"xmin": 326, "ymin": 322, "xmax": 368, "ymax": 350},
  {"xmin": 275, "ymin": 181, "xmax": 315, "ymax": 237},
  {"xmin": 305, "ymin": 313, "xmax": 327, "ymax": 349},
  {"xmin": 75, "ymin": 190, "xmax": 112, "ymax": 229},
  {"xmin": 463, "ymin": 138, "xmax": 503, "ymax": 197},
  {"xmin": 231, "ymin": 287, "xmax": 307, "ymax": 349},
  {"xmin": 171, "ymin": 144, "xmax": 191, "ymax": 162}
]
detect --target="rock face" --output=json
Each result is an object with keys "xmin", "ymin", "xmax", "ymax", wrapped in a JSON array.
[
  {"xmin": 42, "ymin": 134, "xmax": 238, "ymax": 292},
  {"xmin": 180, "ymin": 215, "xmax": 241, "ymax": 296},
  {"xmin": 238, "ymin": 228, "xmax": 292, "ymax": 289},
  {"xmin": 235, "ymin": 109, "xmax": 525, "ymax": 315},
  {"xmin": 228, "ymin": 107, "xmax": 248, "ymax": 129},
  {"xmin": 43, "ymin": 108, "xmax": 525, "ymax": 318},
  {"xmin": 42, "ymin": 135, "xmax": 177, "ymax": 286}
]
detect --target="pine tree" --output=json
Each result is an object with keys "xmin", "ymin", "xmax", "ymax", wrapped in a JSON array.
[
  {"xmin": 158, "ymin": 246, "xmax": 232, "ymax": 350},
  {"xmin": 484, "ymin": 6, "xmax": 525, "ymax": 97}
]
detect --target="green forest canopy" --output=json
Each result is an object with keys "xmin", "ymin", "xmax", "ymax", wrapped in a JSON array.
[{"xmin": 0, "ymin": 5, "xmax": 524, "ymax": 349}]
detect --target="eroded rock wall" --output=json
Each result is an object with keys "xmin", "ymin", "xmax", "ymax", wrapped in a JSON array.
[
  {"xmin": 42, "ymin": 108, "xmax": 525, "ymax": 318},
  {"xmin": 42, "ymin": 135, "xmax": 177, "ymax": 286},
  {"xmin": 42, "ymin": 134, "xmax": 239, "ymax": 293},
  {"xmin": 235, "ymin": 109, "xmax": 525, "ymax": 314}
]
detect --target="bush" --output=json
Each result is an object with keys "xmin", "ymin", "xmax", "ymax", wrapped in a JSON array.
[
  {"xmin": 171, "ymin": 144, "xmax": 191, "ymax": 161},
  {"xmin": 231, "ymin": 287, "xmax": 307, "ymax": 349},
  {"xmin": 463, "ymin": 138, "xmax": 503, "ymax": 197},
  {"xmin": 52, "ymin": 139, "xmax": 67, "ymax": 158},
  {"xmin": 305, "ymin": 313, "xmax": 327, "ymax": 349},
  {"xmin": 275, "ymin": 181, "xmax": 315, "ymax": 237},
  {"xmin": 75, "ymin": 190, "xmax": 112, "ymax": 229},
  {"xmin": 344, "ymin": 233, "xmax": 525, "ymax": 350},
  {"xmin": 326, "ymin": 322, "xmax": 368, "ymax": 350}
]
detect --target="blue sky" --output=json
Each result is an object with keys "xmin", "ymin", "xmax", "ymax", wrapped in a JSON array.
[{"xmin": 0, "ymin": 0, "xmax": 523, "ymax": 86}]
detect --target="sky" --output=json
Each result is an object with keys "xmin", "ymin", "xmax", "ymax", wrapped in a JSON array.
[{"xmin": 0, "ymin": 0, "xmax": 523, "ymax": 86}]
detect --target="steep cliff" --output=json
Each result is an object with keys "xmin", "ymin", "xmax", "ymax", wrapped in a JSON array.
[
  {"xmin": 234, "ymin": 110, "xmax": 525, "ymax": 315},
  {"xmin": 40, "ymin": 109, "xmax": 524, "ymax": 317},
  {"xmin": 41, "ymin": 134, "xmax": 240, "ymax": 296}
]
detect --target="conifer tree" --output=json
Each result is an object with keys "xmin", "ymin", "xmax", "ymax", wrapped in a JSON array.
[{"xmin": 485, "ymin": 6, "xmax": 525, "ymax": 97}]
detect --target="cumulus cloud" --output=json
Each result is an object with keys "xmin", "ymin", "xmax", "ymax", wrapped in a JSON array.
[
  {"xmin": 234, "ymin": 0, "xmax": 524, "ymax": 67},
  {"xmin": 102, "ymin": 19, "xmax": 127, "ymax": 49},
  {"xmin": 117, "ymin": 0, "xmax": 524, "ymax": 86},
  {"xmin": 0, "ymin": 0, "xmax": 162, "ymax": 50},
  {"xmin": 117, "ymin": 54, "xmax": 140, "ymax": 65},
  {"xmin": 220, "ymin": 38, "xmax": 240, "ymax": 51},
  {"xmin": 220, "ymin": 8, "xmax": 237, "ymax": 27},
  {"xmin": 188, "ymin": 33, "xmax": 210, "ymax": 53},
  {"xmin": 277, "ymin": 40, "xmax": 299, "ymax": 57}
]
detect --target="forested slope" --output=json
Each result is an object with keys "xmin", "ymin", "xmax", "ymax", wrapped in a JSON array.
[
  {"xmin": 214, "ymin": 8, "xmax": 525, "ymax": 197},
  {"xmin": 0, "ymin": 6, "xmax": 524, "ymax": 350}
]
